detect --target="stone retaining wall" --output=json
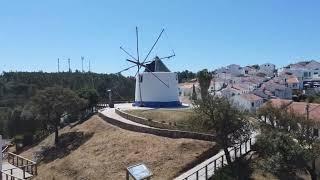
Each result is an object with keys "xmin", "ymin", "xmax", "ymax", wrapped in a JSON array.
[
  {"xmin": 98, "ymin": 112, "xmax": 214, "ymax": 141},
  {"xmin": 115, "ymin": 108, "xmax": 177, "ymax": 130}
]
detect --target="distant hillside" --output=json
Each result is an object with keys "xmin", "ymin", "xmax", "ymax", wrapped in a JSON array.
[{"xmin": 0, "ymin": 71, "xmax": 135, "ymax": 138}]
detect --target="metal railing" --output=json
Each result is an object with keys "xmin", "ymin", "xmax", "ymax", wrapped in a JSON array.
[
  {"xmin": 2, "ymin": 145, "xmax": 9, "ymax": 159},
  {"xmin": 183, "ymin": 138, "xmax": 253, "ymax": 180}
]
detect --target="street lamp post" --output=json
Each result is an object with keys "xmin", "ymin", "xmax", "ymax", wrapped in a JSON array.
[{"xmin": 107, "ymin": 89, "xmax": 114, "ymax": 108}]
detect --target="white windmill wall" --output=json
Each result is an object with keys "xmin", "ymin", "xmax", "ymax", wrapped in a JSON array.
[{"xmin": 135, "ymin": 72, "xmax": 181, "ymax": 107}]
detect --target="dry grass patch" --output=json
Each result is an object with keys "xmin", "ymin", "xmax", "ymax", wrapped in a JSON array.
[
  {"xmin": 125, "ymin": 108, "xmax": 194, "ymax": 124},
  {"xmin": 21, "ymin": 115, "xmax": 214, "ymax": 180}
]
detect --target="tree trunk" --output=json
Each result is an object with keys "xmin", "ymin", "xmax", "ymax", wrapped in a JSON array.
[
  {"xmin": 54, "ymin": 125, "xmax": 59, "ymax": 145},
  {"xmin": 224, "ymin": 147, "xmax": 232, "ymax": 165},
  {"xmin": 223, "ymin": 147, "xmax": 237, "ymax": 178}
]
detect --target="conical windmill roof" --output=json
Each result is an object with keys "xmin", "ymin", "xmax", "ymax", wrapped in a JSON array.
[{"xmin": 144, "ymin": 56, "xmax": 170, "ymax": 72}]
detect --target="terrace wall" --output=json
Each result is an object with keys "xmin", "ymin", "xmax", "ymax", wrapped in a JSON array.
[{"xmin": 98, "ymin": 111, "xmax": 214, "ymax": 141}]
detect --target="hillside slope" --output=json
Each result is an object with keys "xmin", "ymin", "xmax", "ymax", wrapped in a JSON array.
[{"xmin": 21, "ymin": 115, "xmax": 214, "ymax": 180}]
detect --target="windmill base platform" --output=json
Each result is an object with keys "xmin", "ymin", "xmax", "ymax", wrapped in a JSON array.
[{"xmin": 133, "ymin": 101, "xmax": 181, "ymax": 108}]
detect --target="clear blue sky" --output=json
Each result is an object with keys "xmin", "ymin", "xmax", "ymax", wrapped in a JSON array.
[{"xmin": 1, "ymin": 0, "xmax": 320, "ymax": 75}]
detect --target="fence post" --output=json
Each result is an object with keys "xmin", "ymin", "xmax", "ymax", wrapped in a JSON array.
[
  {"xmin": 214, "ymin": 159, "xmax": 217, "ymax": 171},
  {"xmin": 23, "ymin": 166, "xmax": 26, "ymax": 179},
  {"xmin": 221, "ymin": 155, "xmax": 224, "ymax": 167},
  {"xmin": 196, "ymin": 171, "xmax": 199, "ymax": 180},
  {"xmin": 245, "ymin": 140, "xmax": 247, "ymax": 152},
  {"xmin": 249, "ymin": 138, "xmax": 252, "ymax": 149},
  {"xmin": 234, "ymin": 147, "xmax": 237, "ymax": 159},
  {"xmin": 240, "ymin": 144, "xmax": 242, "ymax": 156},
  {"xmin": 205, "ymin": 166, "xmax": 208, "ymax": 180}
]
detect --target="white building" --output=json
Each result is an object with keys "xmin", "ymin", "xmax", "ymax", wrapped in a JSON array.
[
  {"xmin": 286, "ymin": 75, "xmax": 300, "ymax": 90},
  {"xmin": 227, "ymin": 64, "xmax": 244, "ymax": 76},
  {"xmin": 215, "ymin": 64, "xmax": 244, "ymax": 77},
  {"xmin": 135, "ymin": 57, "xmax": 181, "ymax": 107},
  {"xmin": 179, "ymin": 82, "xmax": 200, "ymax": 98},
  {"xmin": 244, "ymin": 66, "xmax": 258, "ymax": 75},
  {"xmin": 259, "ymin": 63, "xmax": 276, "ymax": 77},
  {"xmin": 232, "ymin": 93, "xmax": 264, "ymax": 112},
  {"xmin": 282, "ymin": 60, "xmax": 320, "ymax": 82}
]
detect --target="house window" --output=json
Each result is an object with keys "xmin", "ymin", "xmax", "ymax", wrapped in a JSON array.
[
  {"xmin": 314, "ymin": 72, "xmax": 318, "ymax": 75},
  {"xmin": 139, "ymin": 75, "xmax": 143, "ymax": 82},
  {"xmin": 251, "ymin": 102, "xmax": 254, "ymax": 107},
  {"xmin": 314, "ymin": 129, "xmax": 319, "ymax": 137}
]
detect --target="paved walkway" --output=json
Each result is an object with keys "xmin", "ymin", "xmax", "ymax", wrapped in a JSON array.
[
  {"xmin": 2, "ymin": 161, "xmax": 32, "ymax": 179},
  {"xmin": 100, "ymin": 106, "xmax": 150, "ymax": 128}
]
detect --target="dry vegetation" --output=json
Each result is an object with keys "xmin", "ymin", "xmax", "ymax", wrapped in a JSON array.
[
  {"xmin": 124, "ymin": 108, "xmax": 194, "ymax": 124},
  {"xmin": 21, "ymin": 115, "xmax": 214, "ymax": 180}
]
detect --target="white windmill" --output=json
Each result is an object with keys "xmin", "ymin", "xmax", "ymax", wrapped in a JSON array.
[{"xmin": 118, "ymin": 27, "xmax": 181, "ymax": 107}]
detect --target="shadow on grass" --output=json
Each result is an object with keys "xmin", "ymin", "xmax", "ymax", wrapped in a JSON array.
[
  {"xmin": 69, "ymin": 112, "xmax": 96, "ymax": 129},
  {"xmin": 211, "ymin": 155, "xmax": 254, "ymax": 180},
  {"xmin": 174, "ymin": 144, "xmax": 222, "ymax": 178},
  {"xmin": 37, "ymin": 131, "xmax": 94, "ymax": 163},
  {"xmin": 211, "ymin": 153, "xmax": 313, "ymax": 180}
]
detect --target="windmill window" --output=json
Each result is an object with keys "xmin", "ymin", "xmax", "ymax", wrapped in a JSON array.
[{"xmin": 139, "ymin": 75, "xmax": 143, "ymax": 82}]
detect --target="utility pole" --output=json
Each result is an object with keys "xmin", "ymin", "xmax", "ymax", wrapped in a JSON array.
[
  {"xmin": 88, "ymin": 59, "xmax": 91, "ymax": 72},
  {"xmin": 57, "ymin": 58, "xmax": 60, "ymax": 72},
  {"xmin": 81, "ymin": 56, "xmax": 84, "ymax": 73},
  {"xmin": 68, "ymin": 58, "xmax": 71, "ymax": 72}
]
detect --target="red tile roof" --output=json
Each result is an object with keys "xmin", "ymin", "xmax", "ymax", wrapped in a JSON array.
[
  {"xmin": 240, "ymin": 93, "xmax": 263, "ymax": 102},
  {"xmin": 268, "ymin": 99, "xmax": 320, "ymax": 123}
]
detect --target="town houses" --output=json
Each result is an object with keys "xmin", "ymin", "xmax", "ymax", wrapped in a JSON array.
[{"xmin": 179, "ymin": 60, "xmax": 320, "ymax": 113}]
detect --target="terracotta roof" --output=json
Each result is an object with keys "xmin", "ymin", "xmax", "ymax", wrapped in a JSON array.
[
  {"xmin": 240, "ymin": 93, "xmax": 263, "ymax": 102},
  {"xmin": 287, "ymin": 76, "xmax": 299, "ymax": 84},
  {"xmin": 179, "ymin": 83, "xmax": 198, "ymax": 89},
  {"xmin": 268, "ymin": 99, "xmax": 293, "ymax": 108},
  {"xmin": 232, "ymin": 84, "xmax": 247, "ymax": 91},
  {"xmin": 288, "ymin": 102, "xmax": 320, "ymax": 123},
  {"xmin": 267, "ymin": 99, "xmax": 320, "ymax": 123}
]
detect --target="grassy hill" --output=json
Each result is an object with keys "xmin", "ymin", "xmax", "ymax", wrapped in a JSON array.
[{"xmin": 20, "ymin": 115, "xmax": 214, "ymax": 180}]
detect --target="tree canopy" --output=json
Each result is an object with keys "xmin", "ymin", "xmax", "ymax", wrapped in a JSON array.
[
  {"xmin": 197, "ymin": 69, "xmax": 212, "ymax": 99},
  {"xmin": 193, "ymin": 95, "xmax": 252, "ymax": 175},
  {"xmin": 29, "ymin": 86, "xmax": 87, "ymax": 144}
]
